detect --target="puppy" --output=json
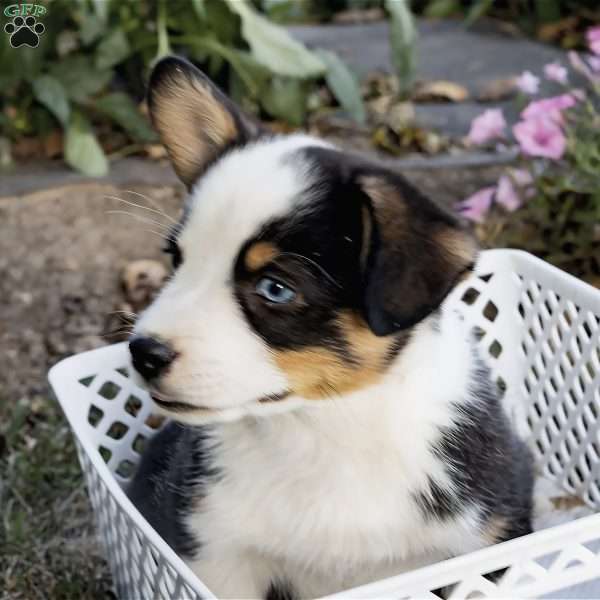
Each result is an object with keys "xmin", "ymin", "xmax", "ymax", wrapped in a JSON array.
[{"xmin": 128, "ymin": 56, "xmax": 533, "ymax": 599}]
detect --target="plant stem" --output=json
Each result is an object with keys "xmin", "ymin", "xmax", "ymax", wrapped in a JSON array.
[{"xmin": 156, "ymin": 0, "xmax": 171, "ymax": 61}]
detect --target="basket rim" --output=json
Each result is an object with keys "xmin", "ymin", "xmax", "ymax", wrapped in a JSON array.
[{"xmin": 323, "ymin": 511, "xmax": 600, "ymax": 598}]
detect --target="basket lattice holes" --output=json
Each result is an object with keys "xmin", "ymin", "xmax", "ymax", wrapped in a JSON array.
[{"xmin": 457, "ymin": 268, "xmax": 600, "ymax": 507}]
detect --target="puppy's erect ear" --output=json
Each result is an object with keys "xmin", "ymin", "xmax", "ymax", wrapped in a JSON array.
[
  {"xmin": 148, "ymin": 56, "xmax": 261, "ymax": 187},
  {"xmin": 359, "ymin": 172, "xmax": 478, "ymax": 336}
]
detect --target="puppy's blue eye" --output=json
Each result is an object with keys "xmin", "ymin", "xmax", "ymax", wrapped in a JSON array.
[{"xmin": 256, "ymin": 277, "xmax": 296, "ymax": 304}]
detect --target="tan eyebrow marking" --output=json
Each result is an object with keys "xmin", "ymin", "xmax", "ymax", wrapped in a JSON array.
[{"xmin": 245, "ymin": 241, "xmax": 279, "ymax": 271}]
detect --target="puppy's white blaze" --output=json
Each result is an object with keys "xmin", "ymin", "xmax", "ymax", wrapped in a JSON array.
[{"xmin": 135, "ymin": 135, "xmax": 329, "ymax": 414}]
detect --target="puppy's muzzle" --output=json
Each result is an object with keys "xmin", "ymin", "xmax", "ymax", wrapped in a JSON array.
[{"xmin": 129, "ymin": 335, "xmax": 176, "ymax": 381}]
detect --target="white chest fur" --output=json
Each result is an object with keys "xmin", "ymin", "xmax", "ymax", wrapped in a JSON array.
[{"xmin": 187, "ymin": 311, "xmax": 488, "ymax": 598}]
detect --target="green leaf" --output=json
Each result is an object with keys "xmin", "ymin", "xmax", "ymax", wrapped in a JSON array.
[
  {"xmin": 91, "ymin": 0, "xmax": 109, "ymax": 24},
  {"xmin": 155, "ymin": 0, "xmax": 172, "ymax": 62},
  {"xmin": 465, "ymin": 0, "xmax": 494, "ymax": 26},
  {"xmin": 79, "ymin": 14, "xmax": 105, "ymax": 46},
  {"xmin": 191, "ymin": 0, "xmax": 206, "ymax": 20},
  {"xmin": 32, "ymin": 76, "xmax": 70, "ymax": 127},
  {"xmin": 49, "ymin": 57, "xmax": 112, "ymax": 102},
  {"xmin": 64, "ymin": 112, "xmax": 108, "ymax": 176},
  {"xmin": 94, "ymin": 93, "xmax": 157, "ymax": 143},
  {"xmin": 224, "ymin": 0, "xmax": 325, "ymax": 79},
  {"xmin": 205, "ymin": 0, "xmax": 240, "ymax": 45},
  {"xmin": 262, "ymin": 77, "xmax": 309, "ymax": 126},
  {"xmin": 423, "ymin": 0, "xmax": 461, "ymax": 18},
  {"xmin": 385, "ymin": 0, "xmax": 417, "ymax": 96},
  {"xmin": 223, "ymin": 49, "xmax": 271, "ymax": 97},
  {"xmin": 316, "ymin": 49, "xmax": 365, "ymax": 124},
  {"xmin": 95, "ymin": 29, "xmax": 130, "ymax": 71}
]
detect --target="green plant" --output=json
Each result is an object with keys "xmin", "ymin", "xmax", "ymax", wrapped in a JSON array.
[
  {"xmin": 0, "ymin": 0, "xmax": 366, "ymax": 175},
  {"xmin": 385, "ymin": 0, "xmax": 418, "ymax": 98}
]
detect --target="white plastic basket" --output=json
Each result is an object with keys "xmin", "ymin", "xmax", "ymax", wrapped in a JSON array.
[{"xmin": 48, "ymin": 249, "xmax": 600, "ymax": 599}]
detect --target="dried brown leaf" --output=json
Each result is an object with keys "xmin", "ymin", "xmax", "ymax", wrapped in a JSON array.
[
  {"xmin": 144, "ymin": 144, "xmax": 168, "ymax": 159},
  {"xmin": 122, "ymin": 259, "xmax": 168, "ymax": 308},
  {"xmin": 412, "ymin": 80, "xmax": 469, "ymax": 103},
  {"xmin": 367, "ymin": 94, "xmax": 395, "ymax": 121},
  {"xmin": 550, "ymin": 495, "xmax": 586, "ymax": 510},
  {"xmin": 537, "ymin": 17, "xmax": 579, "ymax": 43},
  {"xmin": 333, "ymin": 8, "xmax": 385, "ymax": 24},
  {"xmin": 43, "ymin": 130, "xmax": 63, "ymax": 158},
  {"xmin": 477, "ymin": 77, "xmax": 517, "ymax": 102},
  {"xmin": 387, "ymin": 101, "xmax": 415, "ymax": 132}
]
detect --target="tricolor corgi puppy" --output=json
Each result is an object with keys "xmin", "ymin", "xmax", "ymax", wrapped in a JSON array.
[{"xmin": 128, "ymin": 57, "xmax": 533, "ymax": 599}]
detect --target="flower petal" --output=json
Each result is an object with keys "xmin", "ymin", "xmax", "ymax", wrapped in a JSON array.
[
  {"xmin": 544, "ymin": 62, "xmax": 568, "ymax": 84},
  {"xmin": 496, "ymin": 175, "xmax": 522, "ymax": 212},
  {"xmin": 467, "ymin": 109, "xmax": 506, "ymax": 145},
  {"xmin": 513, "ymin": 116, "xmax": 566, "ymax": 160},
  {"xmin": 516, "ymin": 71, "xmax": 540, "ymax": 95},
  {"xmin": 456, "ymin": 187, "xmax": 495, "ymax": 223},
  {"xmin": 508, "ymin": 168, "xmax": 533, "ymax": 187}
]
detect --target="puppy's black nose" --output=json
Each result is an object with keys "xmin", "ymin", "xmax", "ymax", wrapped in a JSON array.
[{"xmin": 129, "ymin": 336, "xmax": 176, "ymax": 380}]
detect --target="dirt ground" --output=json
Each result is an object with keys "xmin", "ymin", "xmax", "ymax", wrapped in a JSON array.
[
  {"xmin": 0, "ymin": 160, "xmax": 504, "ymax": 599},
  {"xmin": 0, "ymin": 181, "xmax": 185, "ymax": 599}
]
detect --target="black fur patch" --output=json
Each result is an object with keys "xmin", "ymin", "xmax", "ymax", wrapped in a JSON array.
[
  {"xmin": 415, "ymin": 359, "xmax": 533, "ymax": 540},
  {"xmin": 127, "ymin": 422, "xmax": 218, "ymax": 558},
  {"xmin": 265, "ymin": 580, "xmax": 298, "ymax": 600},
  {"xmin": 383, "ymin": 332, "xmax": 411, "ymax": 366},
  {"xmin": 415, "ymin": 476, "xmax": 462, "ymax": 521}
]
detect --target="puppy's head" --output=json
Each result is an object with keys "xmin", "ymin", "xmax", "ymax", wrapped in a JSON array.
[{"xmin": 130, "ymin": 57, "xmax": 477, "ymax": 423}]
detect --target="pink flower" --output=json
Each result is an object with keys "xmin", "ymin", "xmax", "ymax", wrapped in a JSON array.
[
  {"xmin": 496, "ymin": 169, "xmax": 534, "ymax": 213},
  {"xmin": 586, "ymin": 26, "xmax": 600, "ymax": 55},
  {"xmin": 456, "ymin": 187, "xmax": 495, "ymax": 223},
  {"xmin": 513, "ymin": 116, "xmax": 566, "ymax": 160},
  {"xmin": 544, "ymin": 62, "xmax": 568, "ymax": 84},
  {"xmin": 496, "ymin": 175, "xmax": 522, "ymax": 212},
  {"xmin": 521, "ymin": 93, "xmax": 577, "ymax": 125},
  {"xmin": 516, "ymin": 71, "xmax": 540, "ymax": 95},
  {"xmin": 587, "ymin": 26, "xmax": 600, "ymax": 43},
  {"xmin": 467, "ymin": 109, "xmax": 506, "ymax": 145}
]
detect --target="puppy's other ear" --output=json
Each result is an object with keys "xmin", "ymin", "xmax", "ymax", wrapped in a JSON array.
[
  {"xmin": 148, "ymin": 56, "xmax": 261, "ymax": 188},
  {"xmin": 359, "ymin": 173, "xmax": 478, "ymax": 336}
]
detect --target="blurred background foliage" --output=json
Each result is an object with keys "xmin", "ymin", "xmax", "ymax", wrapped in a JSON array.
[
  {"xmin": 0, "ymin": 0, "xmax": 379, "ymax": 176},
  {"xmin": 0, "ymin": 0, "xmax": 597, "ymax": 176}
]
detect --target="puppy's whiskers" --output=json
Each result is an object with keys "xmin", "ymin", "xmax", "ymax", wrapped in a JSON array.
[
  {"xmin": 278, "ymin": 252, "xmax": 342, "ymax": 289},
  {"xmin": 105, "ymin": 210, "xmax": 173, "ymax": 233},
  {"xmin": 123, "ymin": 189, "xmax": 179, "ymax": 220},
  {"xmin": 104, "ymin": 327, "xmax": 136, "ymax": 340},
  {"xmin": 105, "ymin": 193, "xmax": 178, "ymax": 225}
]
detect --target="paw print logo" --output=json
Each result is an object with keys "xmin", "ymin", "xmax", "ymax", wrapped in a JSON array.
[{"xmin": 4, "ymin": 16, "xmax": 45, "ymax": 48}]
